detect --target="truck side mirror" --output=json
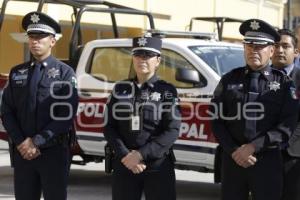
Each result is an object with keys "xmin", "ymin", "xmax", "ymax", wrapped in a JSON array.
[{"xmin": 175, "ymin": 68, "xmax": 201, "ymax": 84}]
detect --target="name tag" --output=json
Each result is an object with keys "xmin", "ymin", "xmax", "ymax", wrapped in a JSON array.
[
  {"xmin": 13, "ymin": 74, "xmax": 28, "ymax": 80},
  {"xmin": 131, "ymin": 115, "xmax": 140, "ymax": 132}
]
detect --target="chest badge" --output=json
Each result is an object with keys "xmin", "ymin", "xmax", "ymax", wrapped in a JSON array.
[
  {"xmin": 18, "ymin": 69, "xmax": 28, "ymax": 74},
  {"xmin": 269, "ymin": 81, "xmax": 280, "ymax": 91},
  {"xmin": 47, "ymin": 68, "xmax": 60, "ymax": 78},
  {"xmin": 150, "ymin": 92, "xmax": 161, "ymax": 101}
]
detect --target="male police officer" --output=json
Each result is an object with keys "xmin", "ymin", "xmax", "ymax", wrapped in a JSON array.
[
  {"xmin": 0, "ymin": 12, "xmax": 78, "ymax": 200},
  {"xmin": 271, "ymin": 29, "xmax": 300, "ymax": 200},
  {"xmin": 211, "ymin": 19, "xmax": 298, "ymax": 200},
  {"xmin": 104, "ymin": 35, "xmax": 181, "ymax": 200}
]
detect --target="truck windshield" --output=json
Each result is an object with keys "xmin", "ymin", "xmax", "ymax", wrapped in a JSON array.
[{"xmin": 189, "ymin": 45, "xmax": 245, "ymax": 76}]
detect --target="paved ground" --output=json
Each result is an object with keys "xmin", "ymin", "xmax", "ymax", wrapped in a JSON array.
[{"xmin": 0, "ymin": 140, "xmax": 221, "ymax": 200}]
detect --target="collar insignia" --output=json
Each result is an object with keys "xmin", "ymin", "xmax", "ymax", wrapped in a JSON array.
[{"xmin": 263, "ymin": 71, "xmax": 270, "ymax": 76}]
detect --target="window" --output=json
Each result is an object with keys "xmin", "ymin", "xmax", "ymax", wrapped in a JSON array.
[
  {"xmin": 158, "ymin": 49, "xmax": 197, "ymax": 88},
  {"xmin": 88, "ymin": 47, "xmax": 132, "ymax": 82},
  {"xmin": 189, "ymin": 45, "xmax": 245, "ymax": 76},
  {"xmin": 87, "ymin": 46, "xmax": 200, "ymax": 88}
]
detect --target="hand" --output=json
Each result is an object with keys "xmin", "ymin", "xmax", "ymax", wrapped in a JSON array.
[
  {"xmin": 131, "ymin": 163, "xmax": 147, "ymax": 174},
  {"xmin": 232, "ymin": 144, "xmax": 257, "ymax": 168},
  {"xmin": 17, "ymin": 138, "xmax": 41, "ymax": 160},
  {"xmin": 121, "ymin": 150, "xmax": 144, "ymax": 171}
]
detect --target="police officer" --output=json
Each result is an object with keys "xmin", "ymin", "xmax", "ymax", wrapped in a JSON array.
[
  {"xmin": 104, "ymin": 35, "xmax": 181, "ymax": 200},
  {"xmin": 271, "ymin": 29, "xmax": 300, "ymax": 200},
  {"xmin": 210, "ymin": 19, "xmax": 298, "ymax": 200},
  {"xmin": 0, "ymin": 12, "xmax": 78, "ymax": 200},
  {"xmin": 293, "ymin": 25, "xmax": 300, "ymax": 68}
]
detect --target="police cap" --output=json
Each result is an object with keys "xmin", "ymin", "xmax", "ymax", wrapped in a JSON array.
[
  {"xmin": 22, "ymin": 12, "xmax": 61, "ymax": 35},
  {"xmin": 132, "ymin": 35, "xmax": 162, "ymax": 55},
  {"xmin": 239, "ymin": 19, "xmax": 280, "ymax": 45}
]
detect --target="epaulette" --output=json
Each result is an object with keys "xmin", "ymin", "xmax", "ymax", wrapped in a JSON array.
[
  {"xmin": 156, "ymin": 79, "xmax": 175, "ymax": 88},
  {"xmin": 270, "ymin": 67, "xmax": 285, "ymax": 76},
  {"xmin": 11, "ymin": 61, "xmax": 31, "ymax": 72},
  {"xmin": 270, "ymin": 67, "xmax": 288, "ymax": 82},
  {"xmin": 229, "ymin": 66, "xmax": 245, "ymax": 74}
]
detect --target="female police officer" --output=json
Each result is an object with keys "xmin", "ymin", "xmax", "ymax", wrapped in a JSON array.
[{"xmin": 104, "ymin": 35, "xmax": 181, "ymax": 200}]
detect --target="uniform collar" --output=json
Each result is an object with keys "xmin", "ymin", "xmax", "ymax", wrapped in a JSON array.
[
  {"xmin": 30, "ymin": 55, "xmax": 55, "ymax": 68},
  {"xmin": 283, "ymin": 63, "xmax": 294, "ymax": 76},
  {"xmin": 134, "ymin": 74, "xmax": 159, "ymax": 89},
  {"xmin": 271, "ymin": 63, "xmax": 294, "ymax": 76},
  {"xmin": 245, "ymin": 64, "xmax": 272, "ymax": 81}
]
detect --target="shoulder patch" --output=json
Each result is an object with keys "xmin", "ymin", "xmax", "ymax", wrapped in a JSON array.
[
  {"xmin": 71, "ymin": 76, "xmax": 77, "ymax": 88},
  {"xmin": 290, "ymin": 86, "xmax": 298, "ymax": 100}
]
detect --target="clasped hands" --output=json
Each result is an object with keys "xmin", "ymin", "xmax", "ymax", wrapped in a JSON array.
[
  {"xmin": 17, "ymin": 137, "xmax": 41, "ymax": 160},
  {"xmin": 121, "ymin": 150, "xmax": 146, "ymax": 174},
  {"xmin": 231, "ymin": 143, "xmax": 257, "ymax": 168}
]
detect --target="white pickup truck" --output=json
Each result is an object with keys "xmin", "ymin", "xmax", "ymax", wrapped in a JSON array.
[
  {"xmin": 74, "ymin": 37, "xmax": 245, "ymax": 171},
  {"xmin": 0, "ymin": 0, "xmax": 245, "ymax": 177}
]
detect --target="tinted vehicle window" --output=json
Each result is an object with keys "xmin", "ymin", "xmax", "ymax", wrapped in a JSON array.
[
  {"xmin": 88, "ymin": 47, "xmax": 132, "ymax": 82},
  {"xmin": 158, "ymin": 49, "xmax": 199, "ymax": 88},
  {"xmin": 189, "ymin": 45, "xmax": 245, "ymax": 76},
  {"xmin": 88, "ymin": 47, "xmax": 203, "ymax": 88}
]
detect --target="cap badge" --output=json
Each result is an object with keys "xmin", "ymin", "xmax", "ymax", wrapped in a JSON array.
[
  {"xmin": 250, "ymin": 20, "xmax": 260, "ymax": 30},
  {"xmin": 150, "ymin": 92, "xmax": 161, "ymax": 101},
  {"xmin": 30, "ymin": 13, "xmax": 40, "ymax": 23},
  {"xmin": 137, "ymin": 37, "xmax": 147, "ymax": 46},
  {"xmin": 47, "ymin": 68, "xmax": 60, "ymax": 78},
  {"xmin": 269, "ymin": 81, "xmax": 280, "ymax": 91}
]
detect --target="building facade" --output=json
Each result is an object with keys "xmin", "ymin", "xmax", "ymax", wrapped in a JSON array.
[{"xmin": 0, "ymin": 0, "xmax": 286, "ymax": 73}]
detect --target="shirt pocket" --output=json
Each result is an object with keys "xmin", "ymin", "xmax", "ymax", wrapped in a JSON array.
[
  {"xmin": 38, "ymin": 79, "xmax": 63, "ymax": 99},
  {"xmin": 225, "ymin": 88, "xmax": 245, "ymax": 103},
  {"xmin": 142, "ymin": 103, "xmax": 160, "ymax": 127},
  {"xmin": 259, "ymin": 90, "xmax": 282, "ymax": 105}
]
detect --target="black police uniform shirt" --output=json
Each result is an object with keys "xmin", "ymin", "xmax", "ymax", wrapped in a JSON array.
[
  {"xmin": 211, "ymin": 65, "xmax": 299, "ymax": 155},
  {"xmin": 104, "ymin": 75, "xmax": 181, "ymax": 170},
  {"xmin": 1, "ymin": 55, "xmax": 78, "ymax": 147}
]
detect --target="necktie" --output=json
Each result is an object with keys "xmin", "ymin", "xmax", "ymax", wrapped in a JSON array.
[
  {"xmin": 244, "ymin": 71, "xmax": 260, "ymax": 140},
  {"xmin": 26, "ymin": 63, "xmax": 42, "ymax": 134},
  {"xmin": 29, "ymin": 63, "xmax": 42, "ymax": 111},
  {"xmin": 248, "ymin": 71, "xmax": 260, "ymax": 93},
  {"xmin": 281, "ymin": 68, "xmax": 287, "ymax": 75}
]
